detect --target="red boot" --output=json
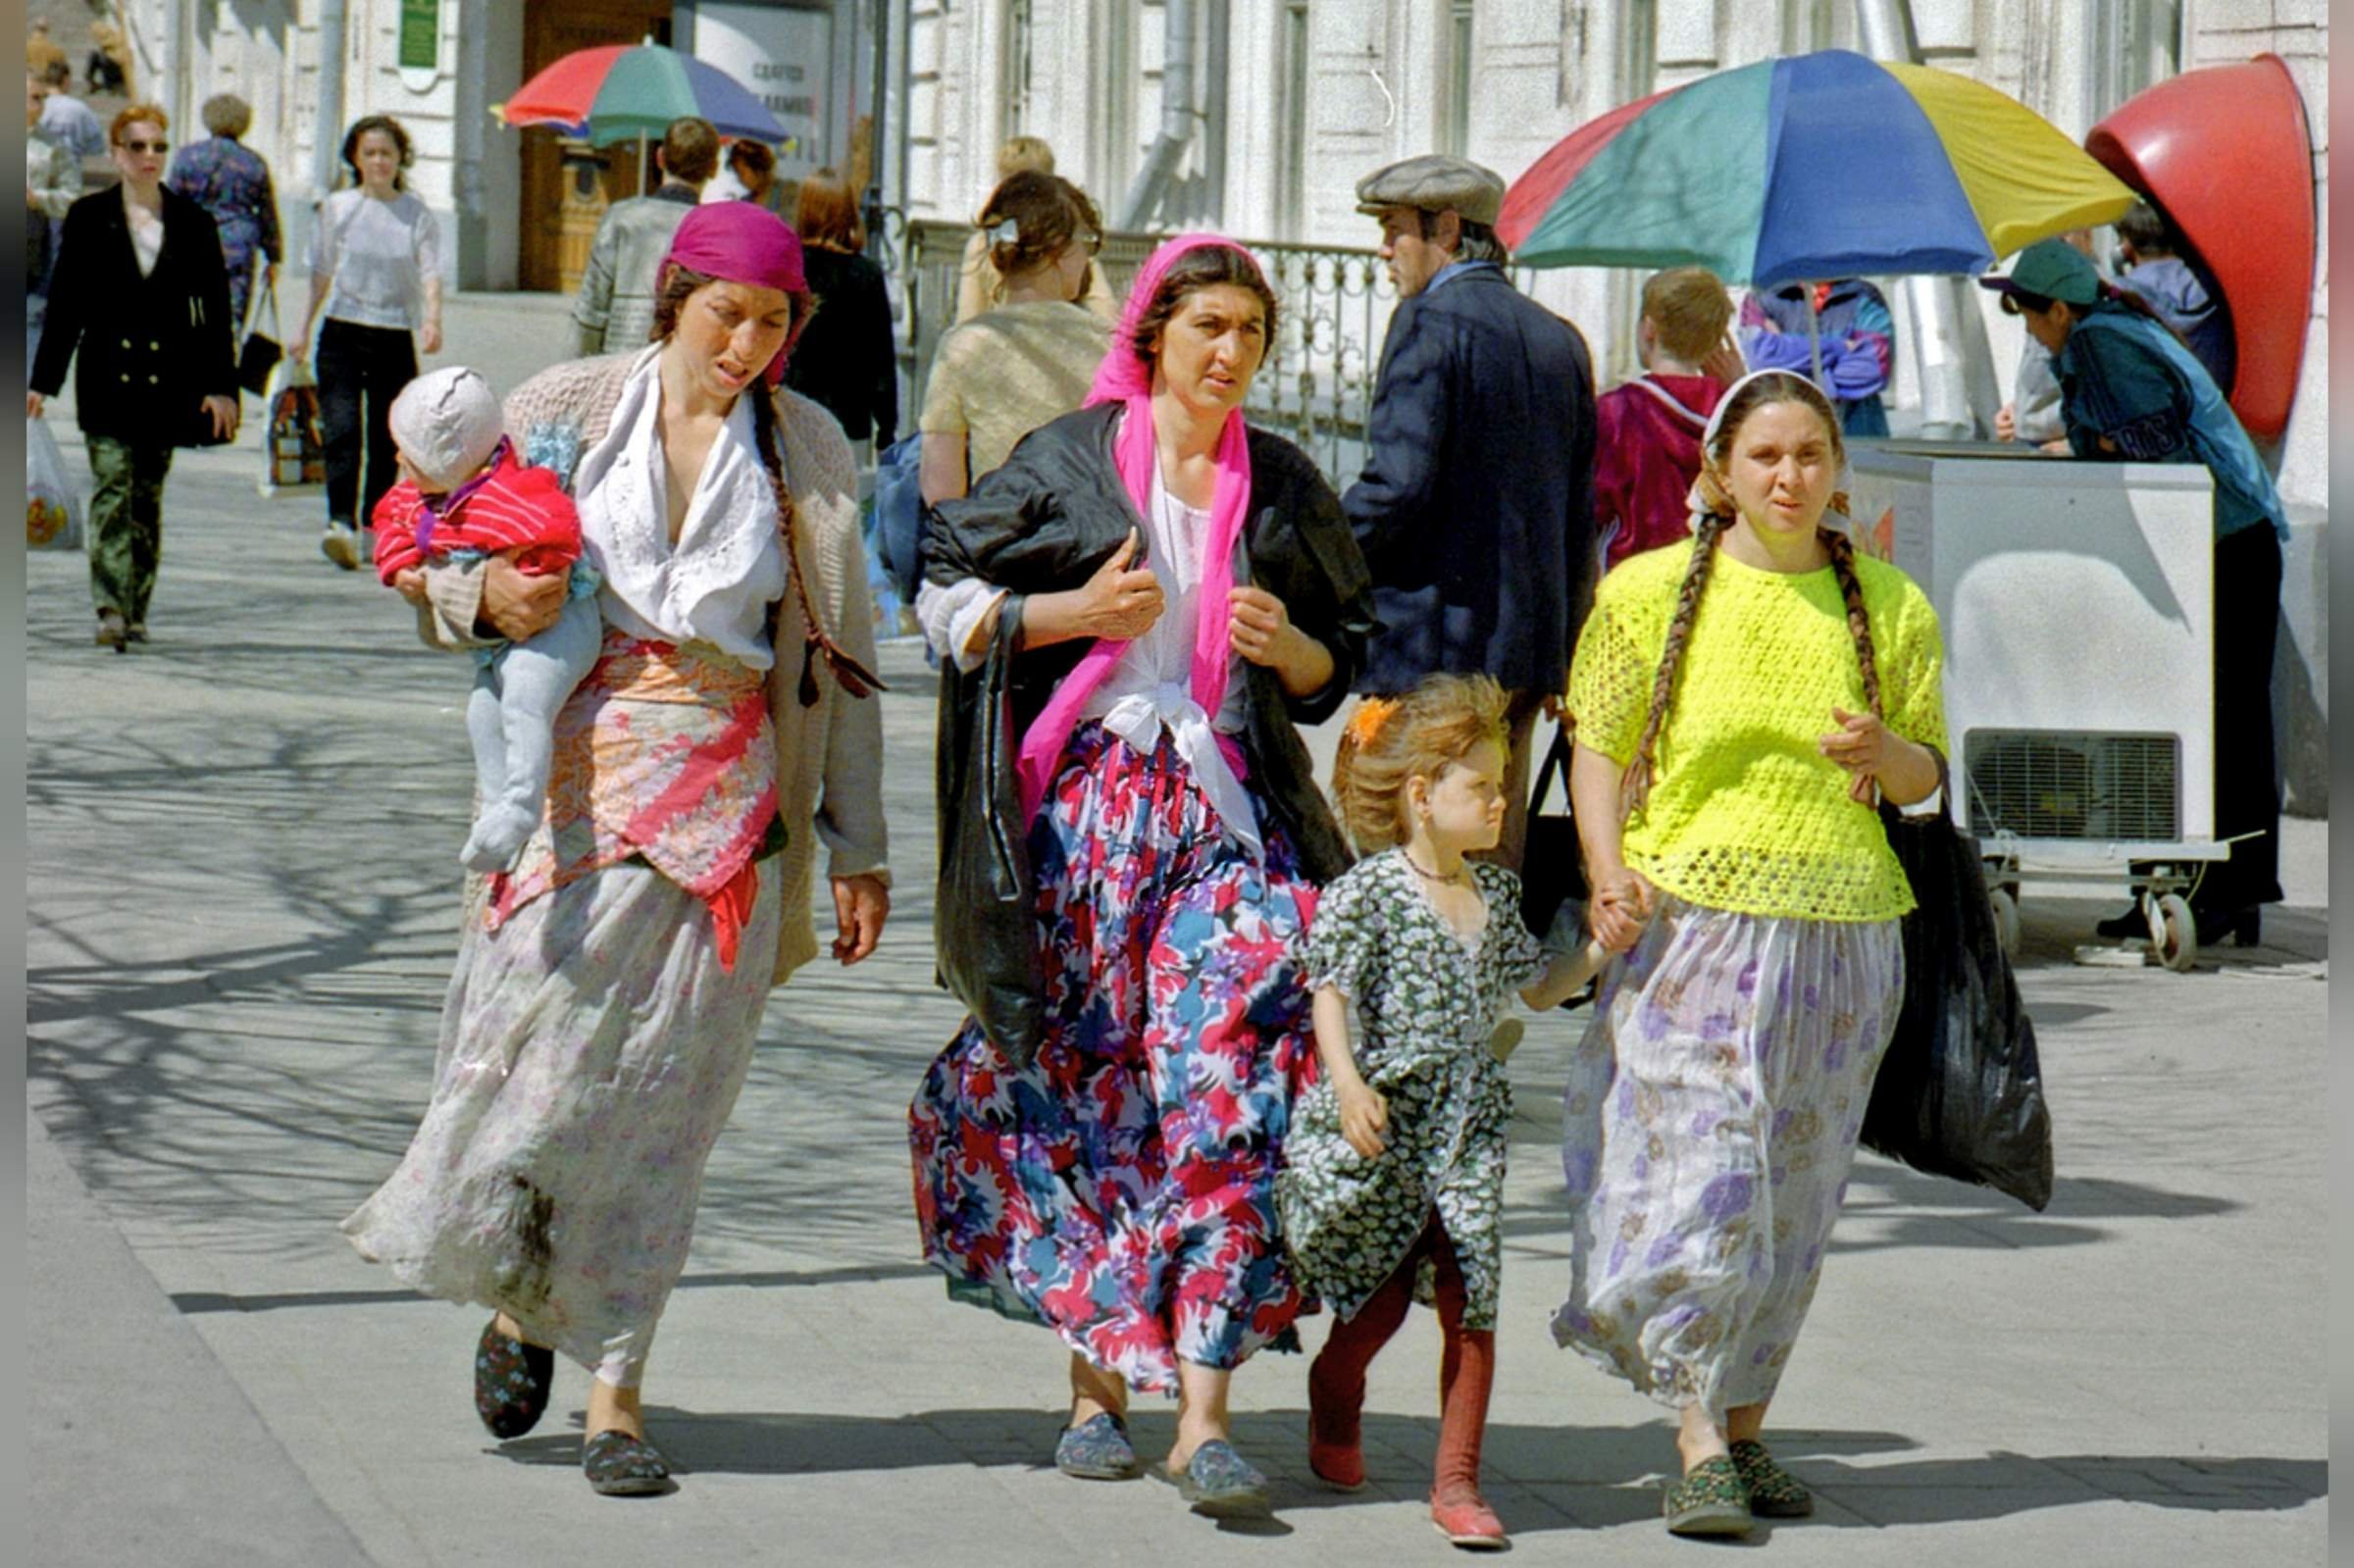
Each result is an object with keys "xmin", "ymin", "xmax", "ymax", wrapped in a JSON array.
[
  {"xmin": 1430, "ymin": 1234, "xmax": 1506, "ymax": 1549},
  {"xmin": 1430, "ymin": 1326, "xmax": 1504, "ymax": 1547},
  {"xmin": 1307, "ymin": 1265, "xmax": 1414, "ymax": 1492}
]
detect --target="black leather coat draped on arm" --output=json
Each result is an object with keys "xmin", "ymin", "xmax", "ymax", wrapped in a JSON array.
[{"xmin": 920, "ymin": 401, "xmax": 1375, "ymax": 1063}]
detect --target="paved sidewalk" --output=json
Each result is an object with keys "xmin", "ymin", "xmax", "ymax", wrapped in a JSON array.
[{"xmin": 25, "ymin": 299, "xmax": 2328, "ymax": 1566}]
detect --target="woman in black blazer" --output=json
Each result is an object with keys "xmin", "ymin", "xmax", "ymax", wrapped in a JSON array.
[{"xmin": 27, "ymin": 103, "xmax": 238, "ymax": 651}]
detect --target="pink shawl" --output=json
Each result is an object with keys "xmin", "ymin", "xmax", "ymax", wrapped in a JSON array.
[{"xmin": 1013, "ymin": 232, "xmax": 1266, "ymax": 821}]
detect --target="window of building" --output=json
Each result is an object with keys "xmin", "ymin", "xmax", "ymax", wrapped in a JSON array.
[
  {"xmin": 1442, "ymin": 0, "xmax": 1474, "ymax": 157},
  {"xmin": 1278, "ymin": 0, "xmax": 1308, "ymax": 239},
  {"xmin": 2092, "ymin": 0, "xmax": 2179, "ymax": 118},
  {"xmin": 1620, "ymin": 0, "xmax": 1656, "ymax": 101},
  {"xmin": 1781, "ymin": 0, "xmax": 1836, "ymax": 56},
  {"xmin": 1002, "ymin": 0, "xmax": 1036, "ymax": 140}
]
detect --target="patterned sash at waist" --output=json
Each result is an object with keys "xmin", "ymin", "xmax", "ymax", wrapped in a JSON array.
[{"xmin": 487, "ymin": 631, "xmax": 779, "ymax": 970}]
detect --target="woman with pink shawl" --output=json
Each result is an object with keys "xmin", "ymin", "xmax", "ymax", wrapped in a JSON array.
[{"xmin": 909, "ymin": 235, "xmax": 1374, "ymax": 1517}]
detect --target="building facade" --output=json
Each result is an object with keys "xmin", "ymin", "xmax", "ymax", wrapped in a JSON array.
[
  {"xmin": 113, "ymin": 0, "xmax": 883, "ymax": 293},
  {"xmin": 903, "ymin": 0, "xmax": 2325, "ymax": 516}
]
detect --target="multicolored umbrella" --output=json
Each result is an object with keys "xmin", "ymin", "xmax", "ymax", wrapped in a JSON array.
[
  {"xmin": 1497, "ymin": 49, "xmax": 2136, "ymax": 285},
  {"xmin": 497, "ymin": 43, "xmax": 785, "ymax": 148}
]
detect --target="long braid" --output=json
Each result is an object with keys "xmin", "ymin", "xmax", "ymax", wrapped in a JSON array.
[
  {"xmin": 1817, "ymin": 513, "xmax": 1880, "ymax": 721},
  {"xmin": 749, "ymin": 385, "xmax": 886, "ymax": 705},
  {"xmin": 1622, "ymin": 509, "xmax": 1729, "ymax": 818}
]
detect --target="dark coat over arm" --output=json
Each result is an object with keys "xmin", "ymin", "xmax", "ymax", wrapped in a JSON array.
[{"xmin": 920, "ymin": 401, "xmax": 1375, "ymax": 1061}]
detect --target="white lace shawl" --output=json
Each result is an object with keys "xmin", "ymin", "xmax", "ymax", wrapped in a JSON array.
[{"xmin": 571, "ymin": 348, "xmax": 787, "ymax": 668}]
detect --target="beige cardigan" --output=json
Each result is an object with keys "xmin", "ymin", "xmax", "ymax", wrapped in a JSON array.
[{"xmin": 421, "ymin": 352, "xmax": 890, "ymax": 984}]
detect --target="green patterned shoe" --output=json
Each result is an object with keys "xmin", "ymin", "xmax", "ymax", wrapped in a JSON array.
[
  {"xmin": 1729, "ymin": 1439, "xmax": 1814, "ymax": 1517},
  {"xmin": 1663, "ymin": 1454, "xmax": 1754, "ymax": 1538}
]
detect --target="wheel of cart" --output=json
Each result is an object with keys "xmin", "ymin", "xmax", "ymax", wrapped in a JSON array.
[{"xmin": 1980, "ymin": 858, "xmax": 2022, "ymax": 958}]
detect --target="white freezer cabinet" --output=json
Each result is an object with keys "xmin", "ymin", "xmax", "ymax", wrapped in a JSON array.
[{"xmin": 1844, "ymin": 442, "xmax": 2222, "ymax": 873}]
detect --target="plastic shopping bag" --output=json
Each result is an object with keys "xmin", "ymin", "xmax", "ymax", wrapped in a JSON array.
[
  {"xmin": 27, "ymin": 414, "xmax": 82, "ymax": 550},
  {"xmin": 260, "ymin": 355, "xmax": 326, "ymax": 496},
  {"xmin": 1861, "ymin": 773, "xmax": 2056, "ymax": 1211}
]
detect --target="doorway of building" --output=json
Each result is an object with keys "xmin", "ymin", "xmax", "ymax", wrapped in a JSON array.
[{"xmin": 518, "ymin": 0, "xmax": 676, "ymax": 293}]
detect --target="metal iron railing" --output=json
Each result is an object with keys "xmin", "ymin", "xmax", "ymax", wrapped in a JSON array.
[{"xmin": 882, "ymin": 219, "xmax": 1412, "ymax": 484}]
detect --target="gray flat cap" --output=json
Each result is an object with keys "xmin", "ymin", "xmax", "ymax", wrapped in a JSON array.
[
  {"xmin": 387, "ymin": 366, "xmax": 504, "ymax": 492},
  {"xmin": 1354, "ymin": 154, "xmax": 1507, "ymax": 228}
]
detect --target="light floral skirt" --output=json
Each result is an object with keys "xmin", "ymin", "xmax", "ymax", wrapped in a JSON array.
[
  {"xmin": 342, "ymin": 858, "xmax": 782, "ymax": 1387},
  {"xmin": 1553, "ymin": 893, "xmax": 1902, "ymax": 1419}
]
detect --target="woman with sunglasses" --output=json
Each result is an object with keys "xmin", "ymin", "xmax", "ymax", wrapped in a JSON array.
[{"xmin": 27, "ymin": 102, "xmax": 237, "ymax": 652}]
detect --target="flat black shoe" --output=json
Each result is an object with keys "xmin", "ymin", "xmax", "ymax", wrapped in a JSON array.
[
  {"xmin": 473, "ymin": 1317, "xmax": 554, "ymax": 1440},
  {"xmin": 584, "ymin": 1431, "xmax": 674, "ymax": 1496},
  {"xmin": 2193, "ymin": 905, "xmax": 2261, "ymax": 948}
]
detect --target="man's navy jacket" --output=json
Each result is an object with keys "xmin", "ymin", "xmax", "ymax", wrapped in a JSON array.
[{"xmin": 1342, "ymin": 264, "xmax": 1598, "ymax": 697}]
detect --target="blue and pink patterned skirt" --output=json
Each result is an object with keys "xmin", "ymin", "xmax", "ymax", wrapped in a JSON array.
[{"xmin": 909, "ymin": 723, "xmax": 1318, "ymax": 1393}]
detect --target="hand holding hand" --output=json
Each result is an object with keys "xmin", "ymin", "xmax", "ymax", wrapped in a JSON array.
[
  {"xmin": 830, "ymin": 873, "xmax": 890, "ymax": 965},
  {"xmin": 1079, "ymin": 529, "xmax": 1163, "ymax": 641},
  {"xmin": 480, "ymin": 555, "xmax": 568, "ymax": 641},
  {"xmin": 1590, "ymin": 866, "xmax": 1655, "ymax": 952},
  {"xmin": 1338, "ymin": 1081, "xmax": 1390, "ymax": 1159}
]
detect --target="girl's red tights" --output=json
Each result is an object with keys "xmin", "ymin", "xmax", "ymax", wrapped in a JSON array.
[{"xmin": 1306, "ymin": 1215, "xmax": 1495, "ymax": 1500}]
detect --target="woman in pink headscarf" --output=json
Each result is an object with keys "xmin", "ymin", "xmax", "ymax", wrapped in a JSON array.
[
  {"xmin": 909, "ymin": 235, "xmax": 1375, "ymax": 1518},
  {"xmin": 343, "ymin": 204, "xmax": 891, "ymax": 1497}
]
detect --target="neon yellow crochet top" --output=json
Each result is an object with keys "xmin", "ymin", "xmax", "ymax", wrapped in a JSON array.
[{"xmin": 1568, "ymin": 538, "xmax": 1949, "ymax": 923}]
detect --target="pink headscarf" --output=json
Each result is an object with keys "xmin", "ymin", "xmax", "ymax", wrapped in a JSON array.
[
  {"xmin": 659, "ymin": 202, "xmax": 810, "ymax": 385},
  {"xmin": 1014, "ymin": 232, "xmax": 1268, "ymax": 821}
]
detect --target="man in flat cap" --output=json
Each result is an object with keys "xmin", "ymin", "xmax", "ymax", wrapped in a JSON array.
[{"xmin": 1342, "ymin": 153, "xmax": 1598, "ymax": 872}]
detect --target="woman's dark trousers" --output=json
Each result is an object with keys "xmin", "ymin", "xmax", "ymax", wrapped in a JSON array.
[
  {"xmin": 2204, "ymin": 525, "xmax": 2285, "ymax": 915},
  {"xmin": 317, "ymin": 318, "xmax": 418, "ymax": 528},
  {"xmin": 85, "ymin": 435, "xmax": 174, "ymax": 625}
]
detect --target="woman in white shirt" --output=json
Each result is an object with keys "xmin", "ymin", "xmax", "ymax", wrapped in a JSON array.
[
  {"xmin": 293, "ymin": 115, "xmax": 442, "ymax": 570},
  {"xmin": 342, "ymin": 205, "xmax": 891, "ymax": 1498},
  {"xmin": 909, "ymin": 235, "xmax": 1374, "ymax": 1520}
]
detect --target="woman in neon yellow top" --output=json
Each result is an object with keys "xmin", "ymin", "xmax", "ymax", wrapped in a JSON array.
[{"xmin": 1554, "ymin": 370, "xmax": 1948, "ymax": 1540}]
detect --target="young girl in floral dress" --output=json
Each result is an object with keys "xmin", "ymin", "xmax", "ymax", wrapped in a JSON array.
[{"xmin": 1278, "ymin": 674, "xmax": 1610, "ymax": 1550}]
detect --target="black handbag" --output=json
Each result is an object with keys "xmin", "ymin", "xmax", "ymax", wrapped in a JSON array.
[
  {"xmin": 237, "ymin": 273, "xmax": 283, "ymax": 398},
  {"xmin": 1520, "ymin": 724, "xmax": 1591, "ymax": 944},
  {"xmin": 932, "ymin": 601, "xmax": 1048, "ymax": 1067},
  {"xmin": 1862, "ymin": 752, "xmax": 2057, "ymax": 1211}
]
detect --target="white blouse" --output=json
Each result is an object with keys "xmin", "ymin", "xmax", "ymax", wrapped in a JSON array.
[
  {"xmin": 571, "ymin": 349, "xmax": 788, "ymax": 668},
  {"xmin": 1077, "ymin": 457, "xmax": 1257, "ymax": 852},
  {"xmin": 309, "ymin": 187, "xmax": 440, "ymax": 331}
]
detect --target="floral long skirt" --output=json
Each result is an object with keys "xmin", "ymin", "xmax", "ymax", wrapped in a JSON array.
[
  {"xmin": 1553, "ymin": 892, "xmax": 1902, "ymax": 1420},
  {"xmin": 909, "ymin": 724, "xmax": 1318, "ymax": 1394},
  {"xmin": 342, "ymin": 857, "xmax": 783, "ymax": 1388}
]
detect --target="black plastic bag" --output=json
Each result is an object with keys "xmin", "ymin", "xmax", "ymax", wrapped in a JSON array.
[
  {"xmin": 932, "ymin": 604, "xmax": 1048, "ymax": 1068},
  {"xmin": 1520, "ymin": 724, "xmax": 1590, "ymax": 942},
  {"xmin": 1863, "ymin": 777, "xmax": 2056, "ymax": 1211}
]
